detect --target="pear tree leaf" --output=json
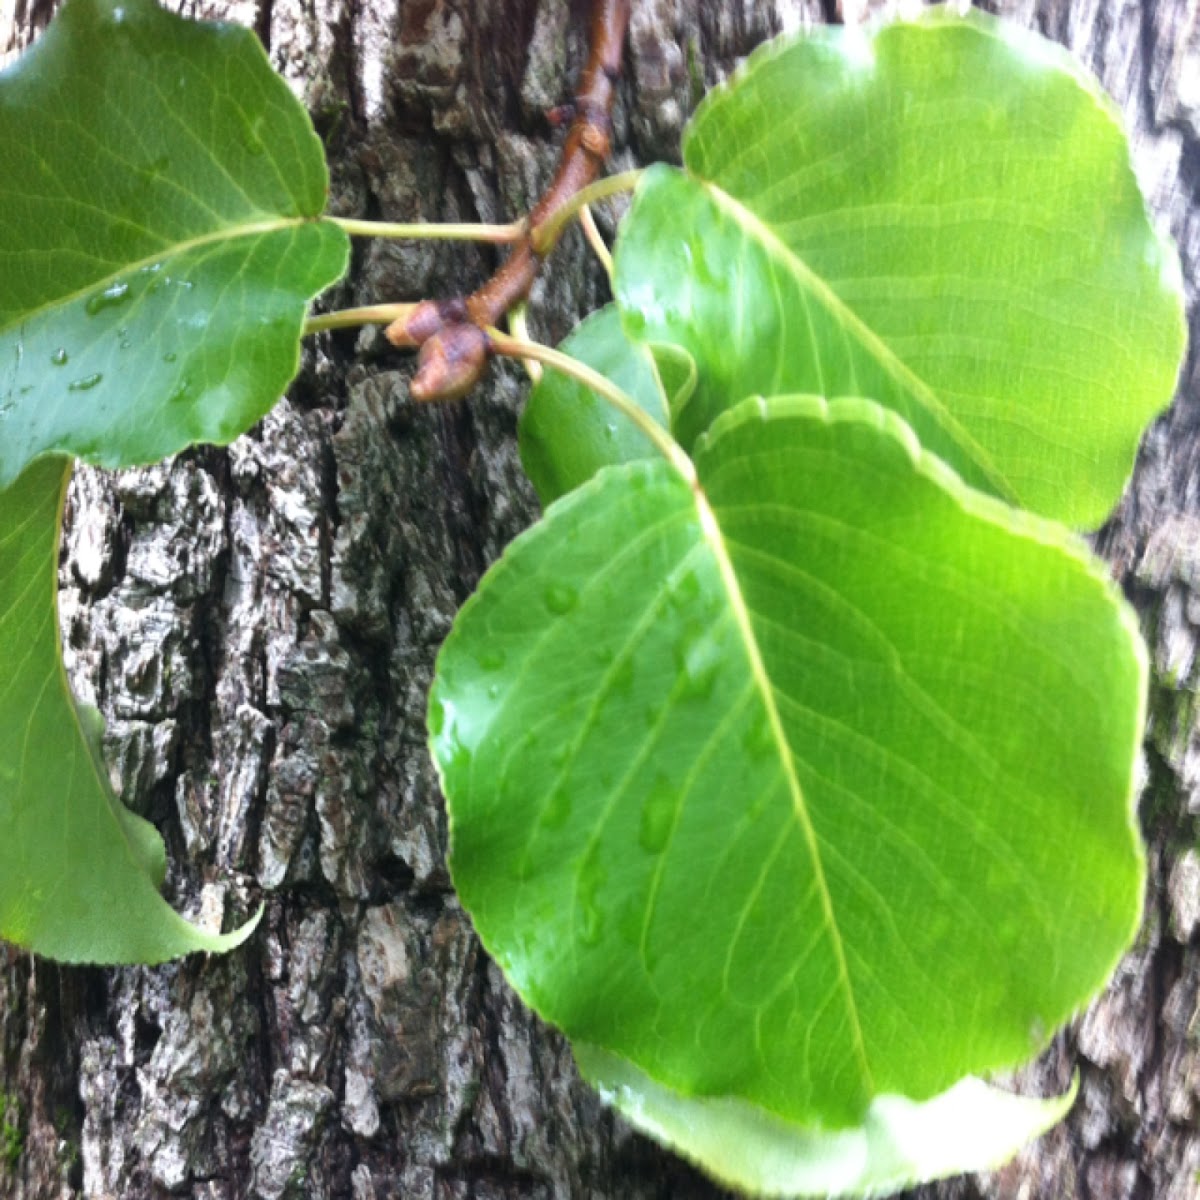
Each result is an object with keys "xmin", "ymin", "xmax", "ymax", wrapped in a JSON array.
[
  {"xmin": 430, "ymin": 395, "xmax": 1144, "ymax": 1177},
  {"xmin": 613, "ymin": 11, "xmax": 1186, "ymax": 528},
  {"xmin": 0, "ymin": 0, "xmax": 349, "ymax": 488},
  {"xmin": 518, "ymin": 305, "xmax": 695, "ymax": 507},
  {"xmin": 576, "ymin": 1043, "xmax": 1076, "ymax": 1199},
  {"xmin": 0, "ymin": 0, "xmax": 337, "ymax": 963},
  {"xmin": 0, "ymin": 457, "xmax": 258, "ymax": 963}
]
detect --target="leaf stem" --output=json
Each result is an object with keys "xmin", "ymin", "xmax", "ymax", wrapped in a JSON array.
[
  {"xmin": 506, "ymin": 306, "xmax": 544, "ymax": 383},
  {"xmin": 304, "ymin": 303, "xmax": 416, "ymax": 335},
  {"xmin": 579, "ymin": 204, "xmax": 614, "ymax": 280},
  {"xmin": 329, "ymin": 216, "xmax": 525, "ymax": 244},
  {"xmin": 530, "ymin": 169, "xmax": 642, "ymax": 255},
  {"xmin": 388, "ymin": 0, "xmax": 632, "ymax": 401},
  {"xmin": 489, "ymin": 329, "xmax": 695, "ymax": 485}
]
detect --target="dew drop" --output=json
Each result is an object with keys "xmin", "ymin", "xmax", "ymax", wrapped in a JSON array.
[
  {"xmin": 577, "ymin": 852, "xmax": 606, "ymax": 946},
  {"xmin": 50, "ymin": 348, "xmax": 69, "ymax": 366},
  {"xmin": 486, "ymin": 682, "xmax": 501, "ymax": 699},
  {"xmin": 167, "ymin": 379, "xmax": 191, "ymax": 405},
  {"xmin": 544, "ymin": 583, "xmax": 578, "ymax": 615},
  {"xmin": 638, "ymin": 776, "xmax": 675, "ymax": 854},
  {"xmin": 241, "ymin": 114, "xmax": 267, "ymax": 156},
  {"xmin": 540, "ymin": 787, "xmax": 571, "ymax": 832},
  {"xmin": 623, "ymin": 309, "xmax": 647, "ymax": 336},
  {"xmin": 162, "ymin": 351, "xmax": 177, "ymax": 363},
  {"xmin": 0, "ymin": 401, "xmax": 14, "ymax": 420},
  {"xmin": 675, "ymin": 621, "xmax": 721, "ymax": 700},
  {"xmin": 603, "ymin": 421, "xmax": 618, "ymax": 442},
  {"xmin": 609, "ymin": 655, "xmax": 634, "ymax": 695},
  {"xmin": 85, "ymin": 281, "xmax": 131, "ymax": 315},
  {"xmin": 514, "ymin": 849, "xmax": 535, "ymax": 882},
  {"xmin": 580, "ymin": 905, "xmax": 602, "ymax": 945},
  {"xmin": 742, "ymin": 714, "xmax": 774, "ymax": 759},
  {"xmin": 668, "ymin": 569, "xmax": 702, "ymax": 611},
  {"xmin": 746, "ymin": 788, "xmax": 770, "ymax": 823},
  {"xmin": 68, "ymin": 373, "xmax": 103, "ymax": 392}
]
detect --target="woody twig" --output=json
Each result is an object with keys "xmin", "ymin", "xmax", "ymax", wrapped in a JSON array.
[{"xmin": 384, "ymin": 0, "xmax": 632, "ymax": 402}]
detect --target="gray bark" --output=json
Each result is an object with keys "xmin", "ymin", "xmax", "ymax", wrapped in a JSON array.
[{"xmin": 0, "ymin": 1, "xmax": 1197, "ymax": 1197}]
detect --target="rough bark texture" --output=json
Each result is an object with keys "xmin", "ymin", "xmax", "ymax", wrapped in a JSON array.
[{"xmin": 1, "ymin": 0, "xmax": 1197, "ymax": 1197}]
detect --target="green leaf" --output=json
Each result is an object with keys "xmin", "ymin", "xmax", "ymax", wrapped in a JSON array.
[
  {"xmin": 519, "ymin": 306, "xmax": 672, "ymax": 507},
  {"xmin": 614, "ymin": 12, "xmax": 1185, "ymax": 528},
  {"xmin": 0, "ymin": 458, "xmax": 258, "ymax": 963},
  {"xmin": 431, "ymin": 396, "xmax": 1143, "ymax": 1168},
  {"xmin": 576, "ymin": 1044, "xmax": 1076, "ymax": 1198},
  {"xmin": 0, "ymin": 0, "xmax": 348, "ymax": 489}
]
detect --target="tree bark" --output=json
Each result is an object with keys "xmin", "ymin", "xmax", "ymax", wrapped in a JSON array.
[{"xmin": 1, "ymin": 1, "xmax": 1197, "ymax": 1198}]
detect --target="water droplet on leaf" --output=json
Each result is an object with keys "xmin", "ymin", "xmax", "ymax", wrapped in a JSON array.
[
  {"xmin": 540, "ymin": 787, "xmax": 571, "ymax": 831},
  {"xmin": 675, "ymin": 621, "xmax": 721, "ymax": 699},
  {"xmin": 85, "ymin": 281, "xmax": 131, "ymax": 315},
  {"xmin": 668, "ymin": 569, "xmax": 702, "ymax": 611},
  {"xmin": 50, "ymin": 348, "xmax": 68, "ymax": 366},
  {"xmin": 514, "ymin": 849, "xmax": 534, "ymax": 882},
  {"xmin": 241, "ymin": 114, "xmax": 267, "ymax": 156},
  {"xmin": 577, "ymin": 852, "xmax": 606, "ymax": 946},
  {"xmin": 68, "ymin": 373, "xmax": 103, "ymax": 392},
  {"xmin": 544, "ymin": 583, "xmax": 578, "ymax": 615},
  {"xmin": 639, "ymin": 776, "xmax": 675, "ymax": 854},
  {"xmin": 742, "ymin": 715, "xmax": 774, "ymax": 759},
  {"xmin": 609, "ymin": 656, "xmax": 634, "ymax": 695}
]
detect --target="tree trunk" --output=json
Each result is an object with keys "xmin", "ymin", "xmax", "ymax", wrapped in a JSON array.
[{"xmin": 1, "ymin": 1, "xmax": 1196, "ymax": 1197}]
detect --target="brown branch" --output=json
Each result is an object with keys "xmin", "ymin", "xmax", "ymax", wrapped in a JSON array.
[{"xmin": 385, "ymin": 0, "xmax": 632, "ymax": 403}]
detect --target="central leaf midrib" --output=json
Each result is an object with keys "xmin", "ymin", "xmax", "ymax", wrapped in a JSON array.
[
  {"xmin": 691, "ymin": 479, "xmax": 875, "ymax": 1094},
  {"xmin": 695, "ymin": 178, "xmax": 1016, "ymax": 506},
  {"xmin": 0, "ymin": 214, "xmax": 321, "ymax": 336}
]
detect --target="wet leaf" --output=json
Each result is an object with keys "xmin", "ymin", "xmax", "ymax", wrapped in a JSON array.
[
  {"xmin": 0, "ymin": 0, "xmax": 348, "ymax": 487},
  {"xmin": 431, "ymin": 395, "xmax": 1144, "ymax": 1188},
  {"xmin": 614, "ymin": 12, "xmax": 1185, "ymax": 527},
  {"xmin": 0, "ymin": 458, "xmax": 258, "ymax": 962}
]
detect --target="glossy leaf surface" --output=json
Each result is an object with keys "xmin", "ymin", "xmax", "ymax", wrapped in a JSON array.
[
  {"xmin": 614, "ymin": 12, "xmax": 1185, "ymax": 528},
  {"xmin": 519, "ymin": 306, "xmax": 671, "ymax": 507},
  {"xmin": 0, "ymin": 458, "xmax": 257, "ymax": 962},
  {"xmin": 0, "ymin": 0, "xmax": 348, "ymax": 488},
  {"xmin": 577, "ymin": 1044, "xmax": 1074, "ymax": 1198},
  {"xmin": 431, "ymin": 396, "xmax": 1143, "ymax": 1145}
]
